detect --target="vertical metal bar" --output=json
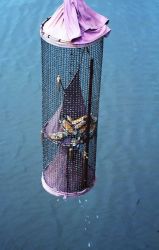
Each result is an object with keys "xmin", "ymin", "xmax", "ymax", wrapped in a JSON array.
[{"xmin": 84, "ymin": 58, "xmax": 94, "ymax": 187}]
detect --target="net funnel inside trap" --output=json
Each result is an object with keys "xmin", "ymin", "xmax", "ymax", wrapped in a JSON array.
[{"xmin": 40, "ymin": 0, "xmax": 110, "ymax": 197}]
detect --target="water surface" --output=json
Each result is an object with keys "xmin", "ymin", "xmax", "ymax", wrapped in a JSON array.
[{"xmin": 0, "ymin": 0, "xmax": 159, "ymax": 249}]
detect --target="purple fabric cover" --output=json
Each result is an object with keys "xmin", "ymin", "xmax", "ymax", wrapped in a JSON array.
[{"xmin": 43, "ymin": 0, "xmax": 111, "ymax": 44}]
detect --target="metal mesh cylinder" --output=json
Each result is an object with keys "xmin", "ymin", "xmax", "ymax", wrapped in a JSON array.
[{"xmin": 41, "ymin": 35, "xmax": 104, "ymax": 197}]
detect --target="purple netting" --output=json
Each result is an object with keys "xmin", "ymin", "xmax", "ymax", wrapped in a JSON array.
[
  {"xmin": 61, "ymin": 70, "xmax": 86, "ymax": 119},
  {"xmin": 43, "ymin": 146, "xmax": 95, "ymax": 195}
]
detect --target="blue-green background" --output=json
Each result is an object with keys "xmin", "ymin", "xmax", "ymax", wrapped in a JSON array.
[{"xmin": 0, "ymin": 0, "xmax": 159, "ymax": 249}]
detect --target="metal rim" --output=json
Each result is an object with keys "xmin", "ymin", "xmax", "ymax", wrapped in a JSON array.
[{"xmin": 41, "ymin": 173, "xmax": 95, "ymax": 197}]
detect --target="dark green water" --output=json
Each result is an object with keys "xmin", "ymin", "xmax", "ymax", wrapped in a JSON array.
[{"xmin": 0, "ymin": 0, "xmax": 159, "ymax": 249}]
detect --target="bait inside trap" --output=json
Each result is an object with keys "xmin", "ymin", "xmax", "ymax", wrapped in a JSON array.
[{"xmin": 40, "ymin": 0, "xmax": 110, "ymax": 197}]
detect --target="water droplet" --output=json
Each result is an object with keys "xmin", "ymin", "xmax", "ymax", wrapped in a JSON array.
[
  {"xmin": 88, "ymin": 242, "xmax": 91, "ymax": 248},
  {"xmin": 96, "ymin": 215, "xmax": 99, "ymax": 219},
  {"xmin": 79, "ymin": 199, "xmax": 81, "ymax": 204},
  {"xmin": 85, "ymin": 199, "xmax": 88, "ymax": 202},
  {"xmin": 84, "ymin": 227, "xmax": 87, "ymax": 231},
  {"xmin": 57, "ymin": 199, "xmax": 59, "ymax": 202}
]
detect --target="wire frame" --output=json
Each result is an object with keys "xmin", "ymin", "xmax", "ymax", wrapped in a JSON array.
[{"xmin": 41, "ymin": 36, "xmax": 104, "ymax": 197}]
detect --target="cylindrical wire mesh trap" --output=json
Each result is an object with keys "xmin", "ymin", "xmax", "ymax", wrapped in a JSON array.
[{"xmin": 41, "ymin": 36, "xmax": 104, "ymax": 197}]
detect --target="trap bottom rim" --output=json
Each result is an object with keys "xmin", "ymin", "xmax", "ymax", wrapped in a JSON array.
[{"xmin": 41, "ymin": 173, "xmax": 95, "ymax": 198}]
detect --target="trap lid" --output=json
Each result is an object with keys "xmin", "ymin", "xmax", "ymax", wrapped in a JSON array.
[{"xmin": 40, "ymin": 0, "xmax": 110, "ymax": 47}]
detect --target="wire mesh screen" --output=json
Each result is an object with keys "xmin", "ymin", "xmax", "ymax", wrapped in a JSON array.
[{"xmin": 41, "ymin": 37, "xmax": 104, "ymax": 197}]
